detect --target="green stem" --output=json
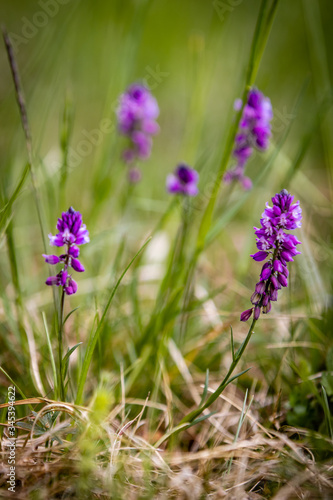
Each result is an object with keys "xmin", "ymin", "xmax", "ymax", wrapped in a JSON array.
[
  {"xmin": 58, "ymin": 290, "xmax": 65, "ymax": 401},
  {"xmin": 181, "ymin": 317, "xmax": 257, "ymax": 425},
  {"xmin": 154, "ymin": 317, "xmax": 257, "ymax": 448}
]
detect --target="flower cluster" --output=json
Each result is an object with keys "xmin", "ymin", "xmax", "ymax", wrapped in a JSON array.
[
  {"xmin": 116, "ymin": 83, "xmax": 159, "ymax": 182},
  {"xmin": 241, "ymin": 189, "xmax": 302, "ymax": 322},
  {"xmin": 224, "ymin": 88, "xmax": 273, "ymax": 190},
  {"xmin": 43, "ymin": 207, "xmax": 89, "ymax": 295},
  {"xmin": 166, "ymin": 164, "xmax": 199, "ymax": 197}
]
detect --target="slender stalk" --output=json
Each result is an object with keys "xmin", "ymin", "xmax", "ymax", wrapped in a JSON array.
[
  {"xmin": 154, "ymin": 318, "xmax": 257, "ymax": 448},
  {"xmin": 58, "ymin": 290, "xmax": 65, "ymax": 401},
  {"xmin": 180, "ymin": 317, "xmax": 257, "ymax": 424}
]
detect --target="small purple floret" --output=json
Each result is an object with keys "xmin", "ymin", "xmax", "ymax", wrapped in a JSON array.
[
  {"xmin": 224, "ymin": 88, "xmax": 273, "ymax": 189},
  {"xmin": 240, "ymin": 190, "xmax": 302, "ymax": 322},
  {"xmin": 43, "ymin": 254, "xmax": 60, "ymax": 265},
  {"xmin": 44, "ymin": 207, "xmax": 89, "ymax": 296},
  {"xmin": 166, "ymin": 164, "xmax": 199, "ymax": 197}
]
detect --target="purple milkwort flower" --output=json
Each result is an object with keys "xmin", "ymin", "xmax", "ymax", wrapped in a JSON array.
[
  {"xmin": 43, "ymin": 207, "xmax": 89, "ymax": 295},
  {"xmin": 224, "ymin": 88, "xmax": 273, "ymax": 190},
  {"xmin": 240, "ymin": 189, "xmax": 302, "ymax": 322},
  {"xmin": 116, "ymin": 83, "xmax": 159, "ymax": 179},
  {"xmin": 166, "ymin": 163, "xmax": 199, "ymax": 197}
]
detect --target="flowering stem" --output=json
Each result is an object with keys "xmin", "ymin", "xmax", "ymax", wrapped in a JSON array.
[
  {"xmin": 58, "ymin": 289, "xmax": 65, "ymax": 401},
  {"xmin": 182, "ymin": 317, "xmax": 257, "ymax": 424}
]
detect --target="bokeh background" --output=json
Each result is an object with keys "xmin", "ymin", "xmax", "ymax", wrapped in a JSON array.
[{"xmin": 0, "ymin": 0, "xmax": 332, "ymax": 408}]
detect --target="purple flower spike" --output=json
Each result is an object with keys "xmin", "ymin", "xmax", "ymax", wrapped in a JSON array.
[
  {"xmin": 166, "ymin": 163, "xmax": 199, "ymax": 197},
  {"xmin": 224, "ymin": 88, "xmax": 273, "ymax": 189},
  {"xmin": 240, "ymin": 190, "xmax": 302, "ymax": 322},
  {"xmin": 116, "ymin": 83, "xmax": 159, "ymax": 180},
  {"xmin": 44, "ymin": 207, "xmax": 89, "ymax": 295}
]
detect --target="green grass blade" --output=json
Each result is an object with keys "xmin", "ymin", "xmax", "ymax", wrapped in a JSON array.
[{"xmin": 75, "ymin": 238, "xmax": 151, "ymax": 405}]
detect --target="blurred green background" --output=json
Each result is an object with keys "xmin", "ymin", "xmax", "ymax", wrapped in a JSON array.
[
  {"xmin": 0, "ymin": 4, "xmax": 333, "ymax": 496},
  {"xmin": 0, "ymin": 0, "xmax": 332, "ymax": 353}
]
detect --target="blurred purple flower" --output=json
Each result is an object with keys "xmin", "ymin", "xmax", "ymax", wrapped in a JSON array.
[
  {"xmin": 116, "ymin": 83, "xmax": 159, "ymax": 179},
  {"xmin": 166, "ymin": 164, "xmax": 199, "ymax": 197},
  {"xmin": 44, "ymin": 207, "xmax": 89, "ymax": 295},
  {"xmin": 240, "ymin": 189, "xmax": 302, "ymax": 322},
  {"xmin": 224, "ymin": 88, "xmax": 273, "ymax": 189}
]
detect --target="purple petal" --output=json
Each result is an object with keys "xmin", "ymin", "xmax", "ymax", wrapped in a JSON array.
[
  {"xmin": 60, "ymin": 270, "xmax": 68, "ymax": 286},
  {"xmin": 240, "ymin": 308, "xmax": 253, "ymax": 322},
  {"xmin": 251, "ymin": 292, "xmax": 261, "ymax": 305},
  {"xmin": 176, "ymin": 165, "xmax": 199, "ymax": 184},
  {"xmin": 48, "ymin": 233, "xmax": 64, "ymax": 247},
  {"xmin": 262, "ymin": 301, "xmax": 272, "ymax": 314},
  {"xmin": 166, "ymin": 174, "xmax": 183, "ymax": 194},
  {"xmin": 270, "ymin": 287, "xmax": 278, "ymax": 301},
  {"xmin": 255, "ymin": 281, "xmax": 266, "ymax": 294},
  {"xmin": 281, "ymin": 250, "xmax": 294, "ymax": 262},
  {"xmin": 254, "ymin": 306, "xmax": 261, "ymax": 320},
  {"xmin": 184, "ymin": 182, "xmax": 199, "ymax": 197},
  {"xmin": 43, "ymin": 254, "xmax": 60, "ymax": 265},
  {"xmin": 261, "ymin": 266, "xmax": 271, "ymax": 280},
  {"xmin": 273, "ymin": 259, "xmax": 283, "ymax": 273},
  {"xmin": 46, "ymin": 276, "xmax": 59, "ymax": 286},
  {"xmin": 251, "ymin": 251, "xmax": 268, "ymax": 262},
  {"xmin": 278, "ymin": 273, "xmax": 288, "ymax": 287},
  {"xmin": 270, "ymin": 275, "xmax": 280, "ymax": 289},
  {"xmin": 65, "ymin": 278, "xmax": 78, "ymax": 295},
  {"xmin": 75, "ymin": 225, "xmax": 90, "ymax": 245},
  {"xmin": 68, "ymin": 245, "xmax": 80, "ymax": 258},
  {"xmin": 262, "ymin": 293, "xmax": 269, "ymax": 306},
  {"xmin": 71, "ymin": 258, "xmax": 85, "ymax": 273}
]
